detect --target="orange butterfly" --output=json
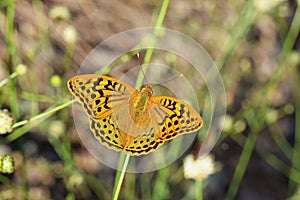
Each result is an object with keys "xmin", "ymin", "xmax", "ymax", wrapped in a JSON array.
[{"xmin": 68, "ymin": 74, "xmax": 202, "ymax": 156}]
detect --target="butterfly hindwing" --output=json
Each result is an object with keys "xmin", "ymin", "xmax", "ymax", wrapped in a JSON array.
[
  {"xmin": 89, "ymin": 116, "xmax": 124, "ymax": 151},
  {"xmin": 68, "ymin": 74, "xmax": 136, "ymax": 119},
  {"xmin": 150, "ymin": 96, "xmax": 203, "ymax": 141},
  {"xmin": 125, "ymin": 128, "xmax": 165, "ymax": 155},
  {"xmin": 89, "ymin": 115, "xmax": 165, "ymax": 156}
]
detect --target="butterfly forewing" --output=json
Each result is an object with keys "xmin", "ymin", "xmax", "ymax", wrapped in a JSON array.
[
  {"xmin": 68, "ymin": 74, "xmax": 136, "ymax": 119},
  {"xmin": 150, "ymin": 96, "xmax": 203, "ymax": 141}
]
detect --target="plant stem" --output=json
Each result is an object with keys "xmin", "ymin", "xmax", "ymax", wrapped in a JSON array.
[
  {"xmin": 226, "ymin": 109, "xmax": 261, "ymax": 199},
  {"xmin": 112, "ymin": 1, "xmax": 170, "ymax": 199},
  {"xmin": 289, "ymin": 3, "xmax": 300, "ymax": 190},
  {"xmin": 0, "ymin": 72, "xmax": 18, "ymax": 88},
  {"xmin": 216, "ymin": 0, "xmax": 256, "ymax": 69},
  {"xmin": 6, "ymin": 100, "xmax": 73, "ymax": 142},
  {"xmin": 113, "ymin": 154, "xmax": 131, "ymax": 200},
  {"xmin": 135, "ymin": 0, "xmax": 170, "ymax": 89},
  {"xmin": 12, "ymin": 100, "xmax": 73, "ymax": 129},
  {"xmin": 195, "ymin": 179, "xmax": 203, "ymax": 200},
  {"xmin": 5, "ymin": 0, "xmax": 19, "ymax": 118}
]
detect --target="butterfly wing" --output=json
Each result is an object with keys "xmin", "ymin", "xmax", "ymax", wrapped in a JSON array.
[
  {"xmin": 68, "ymin": 74, "xmax": 137, "ymax": 119},
  {"xmin": 89, "ymin": 116, "xmax": 124, "ymax": 151},
  {"xmin": 68, "ymin": 75, "xmax": 202, "ymax": 156},
  {"xmin": 124, "ymin": 128, "xmax": 165, "ymax": 155},
  {"xmin": 89, "ymin": 115, "xmax": 165, "ymax": 155},
  {"xmin": 149, "ymin": 96, "xmax": 203, "ymax": 141},
  {"xmin": 68, "ymin": 74, "xmax": 164, "ymax": 156}
]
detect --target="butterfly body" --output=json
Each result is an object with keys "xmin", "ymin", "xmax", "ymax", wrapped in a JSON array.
[
  {"xmin": 129, "ymin": 85, "xmax": 152, "ymax": 125},
  {"xmin": 68, "ymin": 74, "xmax": 202, "ymax": 156}
]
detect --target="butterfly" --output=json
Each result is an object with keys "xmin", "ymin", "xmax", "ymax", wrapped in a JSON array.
[{"xmin": 68, "ymin": 74, "xmax": 203, "ymax": 156}]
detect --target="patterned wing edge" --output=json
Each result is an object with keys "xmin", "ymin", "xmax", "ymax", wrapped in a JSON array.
[
  {"xmin": 89, "ymin": 116, "xmax": 165, "ymax": 156},
  {"xmin": 149, "ymin": 96, "xmax": 203, "ymax": 141},
  {"xmin": 67, "ymin": 74, "xmax": 136, "ymax": 119},
  {"xmin": 89, "ymin": 116, "xmax": 124, "ymax": 152}
]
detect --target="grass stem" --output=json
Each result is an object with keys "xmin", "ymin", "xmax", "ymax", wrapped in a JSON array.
[
  {"xmin": 195, "ymin": 179, "xmax": 203, "ymax": 200},
  {"xmin": 113, "ymin": 154, "xmax": 131, "ymax": 200}
]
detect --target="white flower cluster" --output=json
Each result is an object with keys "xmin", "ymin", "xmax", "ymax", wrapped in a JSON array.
[{"xmin": 184, "ymin": 154, "xmax": 220, "ymax": 180}]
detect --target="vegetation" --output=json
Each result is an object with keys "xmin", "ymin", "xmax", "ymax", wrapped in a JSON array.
[{"xmin": 0, "ymin": 0, "xmax": 299, "ymax": 199}]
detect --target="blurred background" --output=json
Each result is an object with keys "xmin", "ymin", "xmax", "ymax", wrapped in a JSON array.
[{"xmin": 0, "ymin": 0, "xmax": 300, "ymax": 199}]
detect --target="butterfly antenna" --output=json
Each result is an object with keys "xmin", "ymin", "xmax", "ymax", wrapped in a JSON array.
[
  {"xmin": 152, "ymin": 73, "xmax": 184, "ymax": 87},
  {"xmin": 137, "ymin": 53, "xmax": 149, "ymax": 85}
]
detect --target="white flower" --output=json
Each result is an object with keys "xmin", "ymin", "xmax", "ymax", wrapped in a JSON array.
[
  {"xmin": 0, "ymin": 155, "xmax": 15, "ymax": 174},
  {"xmin": 63, "ymin": 26, "xmax": 78, "ymax": 44},
  {"xmin": 48, "ymin": 120, "xmax": 66, "ymax": 138},
  {"xmin": 0, "ymin": 109, "xmax": 14, "ymax": 134},
  {"xmin": 50, "ymin": 75, "xmax": 62, "ymax": 87},
  {"xmin": 16, "ymin": 64, "xmax": 27, "ymax": 76},
  {"xmin": 234, "ymin": 119, "xmax": 246, "ymax": 133},
  {"xmin": 184, "ymin": 154, "xmax": 220, "ymax": 180},
  {"xmin": 68, "ymin": 172, "xmax": 83, "ymax": 187},
  {"xmin": 49, "ymin": 6, "xmax": 70, "ymax": 21}
]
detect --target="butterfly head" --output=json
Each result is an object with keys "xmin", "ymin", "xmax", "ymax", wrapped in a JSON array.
[{"xmin": 141, "ymin": 85, "xmax": 153, "ymax": 97}]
